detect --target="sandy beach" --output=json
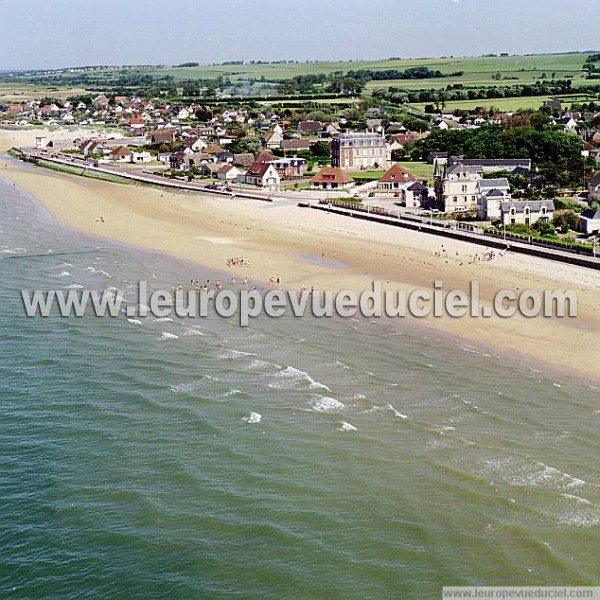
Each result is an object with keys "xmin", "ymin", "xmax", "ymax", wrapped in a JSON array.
[{"xmin": 2, "ymin": 128, "xmax": 600, "ymax": 379}]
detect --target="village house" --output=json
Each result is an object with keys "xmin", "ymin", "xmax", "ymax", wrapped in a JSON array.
[
  {"xmin": 578, "ymin": 208, "xmax": 600, "ymax": 234},
  {"xmin": 281, "ymin": 139, "xmax": 313, "ymax": 153},
  {"xmin": 309, "ymin": 167, "xmax": 354, "ymax": 190},
  {"xmin": 434, "ymin": 163, "xmax": 480, "ymax": 213},
  {"xmin": 269, "ymin": 157, "xmax": 307, "ymax": 179},
  {"xmin": 448, "ymin": 157, "xmax": 531, "ymax": 174},
  {"xmin": 217, "ymin": 164, "xmax": 244, "ymax": 181},
  {"xmin": 129, "ymin": 151, "xmax": 153, "ymax": 164},
  {"xmin": 401, "ymin": 181, "xmax": 430, "ymax": 209},
  {"xmin": 263, "ymin": 124, "xmax": 284, "ymax": 149},
  {"xmin": 331, "ymin": 132, "xmax": 391, "ymax": 170},
  {"xmin": 297, "ymin": 121, "xmax": 323, "ymax": 136},
  {"xmin": 150, "ymin": 129, "xmax": 177, "ymax": 144},
  {"xmin": 476, "ymin": 178, "xmax": 511, "ymax": 220},
  {"xmin": 500, "ymin": 200, "xmax": 554, "ymax": 226},
  {"xmin": 199, "ymin": 163, "xmax": 221, "ymax": 177},
  {"xmin": 376, "ymin": 164, "xmax": 415, "ymax": 192},
  {"xmin": 243, "ymin": 162, "xmax": 281, "ymax": 191},
  {"xmin": 589, "ymin": 171, "xmax": 600, "ymax": 200},
  {"xmin": 232, "ymin": 153, "xmax": 256, "ymax": 168},
  {"xmin": 108, "ymin": 146, "xmax": 130, "ymax": 162}
]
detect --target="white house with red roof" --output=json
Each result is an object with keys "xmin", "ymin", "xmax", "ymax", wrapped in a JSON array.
[{"xmin": 243, "ymin": 162, "xmax": 280, "ymax": 190}]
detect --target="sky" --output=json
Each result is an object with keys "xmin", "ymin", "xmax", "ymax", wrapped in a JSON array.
[{"xmin": 0, "ymin": 0, "xmax": 599, "ymax": 70}]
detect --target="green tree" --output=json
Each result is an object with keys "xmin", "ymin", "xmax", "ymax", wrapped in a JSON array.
[{"xmin": 551, "ymin": 209, "xmax": 579, "ymax": 233}]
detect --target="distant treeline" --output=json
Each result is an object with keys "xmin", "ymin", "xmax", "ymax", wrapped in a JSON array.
[
  {"xmin": 346, "ymin": 67, "xmax": 463, "ymax": 81},
  {"xmin": 375, "ymin": 79, "xmax": 588, "ymax": 105},
  {"xmin": 275, "ymin": 67, "xmax": 461, "ymax": 96}
]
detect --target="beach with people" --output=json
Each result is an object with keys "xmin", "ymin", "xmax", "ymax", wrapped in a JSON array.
[{"xmin": 2, "ymin": 128, "xmax": 600, "ymax": 378}]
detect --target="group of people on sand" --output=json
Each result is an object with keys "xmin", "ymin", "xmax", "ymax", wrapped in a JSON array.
[
  {"xmin": 226, "ymin": 257, "xmax": 250, "ymax": 267},
  {"xmin": 171, "ymin": 276, "xmax": 256, "ymax": 294},
  {"xmin": 434, "ymin": 244, "xmax": 508, "ymax": 266}
]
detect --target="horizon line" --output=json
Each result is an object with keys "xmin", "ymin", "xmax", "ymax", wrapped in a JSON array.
[{"xmin": 2, "ymin": 49, "xmax": 599, "ymax": 74}]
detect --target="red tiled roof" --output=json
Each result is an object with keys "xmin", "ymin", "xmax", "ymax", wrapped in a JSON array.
[
  {"xmin": 246, "ymin": 161, "xmax": 273, "ymax": 178},
  {"xmin": 309, "ymin": 167, "xmax": 354, "ymax": 185},
  {"xmin": 379, "ymin": 164, "xmax": 414, "ymax": 183}
]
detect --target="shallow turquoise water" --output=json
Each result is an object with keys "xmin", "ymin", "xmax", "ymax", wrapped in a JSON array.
[{"xmin": 0, "ymin": 177, "xmax": 598, "ymax": 599}]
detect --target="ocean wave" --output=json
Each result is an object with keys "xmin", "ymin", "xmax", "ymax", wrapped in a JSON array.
[
  {"xmin": 385, "ymin": 404, "xmax": 409, "ymax": 419},
  {"xmin": 541, "ymin": 495, "xmax": 599, "ymax": 528},
  {"xmin": 56, "ymin": 271, "xmax": 71, "ymax": 278},
  {"xmin": 159, "ymin": 332, "xmax": 179, "ymax": 340},
  {"xmin": 169, "ymin": 376, "xmax": 216, "ymax": 394},
  {"xmin": 181, "ymin": 327, "xmax": 204, "ymax": 336},
  {"xmin": 127, "ymin": 319, "xmax": 143, "ymax": 325},
  {"xmin": 245, "ymin": 359, "xmax": 279, "ymax": 372},
  {"xmin": 477, "ymin": 457, "xmax": 586, "ymax": 491},
  {"xmin": 310, "ymin": 395, "xmax": 345, "ymax": 413},
  {"xmin": 218, "ymin": 349, "xmax": 258, "ymax": 359},
  {"xmin": 152, "ymin": 317, "xmax": 174, "ymax": 323},
  {"xmin": 84, "ymin": 266, "xmax": 112, "ymax": 278},
  {"xmin": 242, "ymin": 412, "xmax": 262, "ymax": 424},
  {"xmin": 271, "ymin": 366, "xmax": 331, "ymax": 391},
  {"xmin": 338, "ymin": 421, "xmax": 357, "ymax": 432},
  {"xmin": 66, "ymin": 283, "xmax": 83, "ymax": 289}
]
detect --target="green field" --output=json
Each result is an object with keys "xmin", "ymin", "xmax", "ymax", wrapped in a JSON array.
[
  {"xmin": 407, "ymin": 92, "xmax": 600, "ymax": 113},
  {"xmin": 395, "ymin": 161, "xmax": 431, "ymax": 180},
  {"xmin": 141, "ymin": 52, "xmax": 591, "ymax": 83},
  {"xmin": 10, "ymin": 51, "xmax": 593, "ymax": 87}
]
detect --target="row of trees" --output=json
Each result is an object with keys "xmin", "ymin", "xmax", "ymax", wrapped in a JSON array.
[{"xmin": 374, "ymin": 79, "xmax": 581, "ymax": 105}]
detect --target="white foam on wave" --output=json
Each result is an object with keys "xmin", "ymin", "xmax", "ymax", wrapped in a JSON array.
[
  {"xmin": 385, "ymin": 404, "xmax": 408, "ymax": 419},
  {"xmin": 159, "ymin": 332, "xmax": 179, "ymax": 340},
  {"xmin": 435, "ymin": 425, "xmax": 456, "ymax": 435},
  {"xmin": 560, "ymin": 494, "xmax": 593, "ymax": 506},
  {"xmin": 338, "ymin": 421, "xmax": 357, "ymax": 432},
  {"xmin": 66, "ymin": 283, "xmax": 83, "ymax": 289},
  {"xmin": 127, "ymin": 319, "xmax": 142, "ymax": 325},
  {"xmin": 218, "ymin": 349, "xmax": 258, "ymax": 359},
  {"xmin": 310, "ymin": 395, "xmax": 345, "ymax": 413},
  {"xmin": 182, "ymin": 327, "xmax": 204, "ymax": 336},
  {"xmin": 478, "ymin": 457, "xmax": 586, "ymax": 491},
  {"xmin": 84, "ymin": 266, "xmax": 112, "ymax": 278},
  {"xmin": 271, "ymin": 366, "xmax": 331, "ymax": 391},
  {"xmin": 56, "ymin": 271, "xmax": 71, "ymax": 278},
  {"xmin": 245, "ymin": 359, "xmax": 279, "ymax": 372},
  {"xmin": 242, "ymin": 412, "xmax": 262, "ymax": 424},
  {"xmin": 152, "ymin": 317, "xmax": 174, "ymax": 323},
  {"xmin": 169, "ymin": 375, "xmax": 216, "ymax": 394},
  {"xmin": 542, "ymin": 495, "xmax": 599, "ymax": 528}
]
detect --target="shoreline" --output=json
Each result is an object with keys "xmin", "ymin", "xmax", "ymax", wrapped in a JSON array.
[{"xmin": 2, "ymin": 129, "xmax": 600, "ymax": 381}]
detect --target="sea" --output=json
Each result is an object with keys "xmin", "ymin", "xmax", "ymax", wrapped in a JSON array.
[{"xmin": 0, "ymin": 174, "xmax": 598, "ymax": 599}]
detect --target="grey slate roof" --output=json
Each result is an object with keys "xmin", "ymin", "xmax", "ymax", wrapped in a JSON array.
[
  {"xmin": 580, "ymin": 208, "xmax": 600, "ymax": 220},
  {"xmin": 479, "ymin": 178, "xmax": 510, "ymax": 190},
  {"xmin": 500, "ymin": 200, "xmax": 555, "ymax": 212}
]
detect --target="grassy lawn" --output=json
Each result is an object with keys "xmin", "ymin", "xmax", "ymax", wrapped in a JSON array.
[
  {"xmin": 407, "ymin": 96, "xmax": 558, "ymax": 113},
  {"xmin": 348, "ymin": 171, "xmax": 386, "ymax": 181},
  {"xmin": 394, "ymin": 161, "xmax": 431, "ymax": 179}
]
